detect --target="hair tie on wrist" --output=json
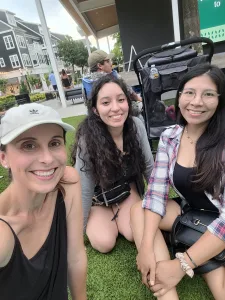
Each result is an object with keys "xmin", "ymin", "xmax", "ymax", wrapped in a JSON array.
[{"xmin": 186, "ymin": 251, "xmax": 198, "ymax": 268}]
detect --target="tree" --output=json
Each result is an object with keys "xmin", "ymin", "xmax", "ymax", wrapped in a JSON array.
[
  {"xmin": 26, "ymin": 75, "xmax": 39, "ymax": 92},
  {"xmin": 58, "ymin": 36, "xmax": 88, "ymax": 74},
  {"xmin": 182, "ymin": 0, "xmax": 202, "ymax": 53},
  {"xmin": 91, "ymin": 46, "xmax": 97, "ymax": 52},
  {"xmin": 111, "ymin": 33, "xmax": 124, "ymax": 64},
  {"xmin": 112, "ymin": 33, "xmax": 122, "ymax": 49},
  {"xmin": 43, "ymin": 73, "xmax": 51, "ymax": 89}
]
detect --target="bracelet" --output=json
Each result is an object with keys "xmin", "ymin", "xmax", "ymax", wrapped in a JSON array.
[
  {"xmin": 175, "ymin": 252, "xmax": 194, "ymax": 278},
  {"xmin": 185, "ymin": 251, "xmax": 198, "ymax": 268}
]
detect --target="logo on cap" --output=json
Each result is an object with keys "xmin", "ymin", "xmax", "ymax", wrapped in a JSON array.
[{"xmin": 29, "ymin": 109, "xmax": 39, "ymax": 115}]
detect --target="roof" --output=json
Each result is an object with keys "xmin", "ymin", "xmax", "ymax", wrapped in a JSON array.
[
  {"xmin": 16, "ymin": 20, "xmax": 44, "ymax": 38},
  {"xmin": 0, "ymin": 20, "xmax": 12, "ymax": 32},
  {"xmin": 15, "ymin": 17, "xmax": 23, "ymax": 21},
  {"xmin": 0, "ymin": 9, "xmax": 16, "ymax": 15},
  {"xmin": 17, "ymin": 20, "xmax": 41, "ymax": 26},
  {"xmin": 59, "ymin": 0, "xmax": 119, "ymax": 38},
  {"xmin": 50, "ymin": 32, "xmax": 67, "ymax": 41}
]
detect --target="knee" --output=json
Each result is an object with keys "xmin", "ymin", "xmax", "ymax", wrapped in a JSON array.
[{"xmin": 87, "ymin": 233, "xmax": 117, "ymax": 253}]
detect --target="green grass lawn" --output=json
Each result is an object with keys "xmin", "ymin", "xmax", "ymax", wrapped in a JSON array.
[{"xmin": 0, "ymin": 115, "xmax": 213, "ymax": 300}]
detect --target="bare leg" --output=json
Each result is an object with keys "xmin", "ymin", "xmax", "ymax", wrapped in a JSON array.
[
  {"xmin": 130, "ymin": 200, "xmax": 181, "ymax": 300},
  {"xmin": 113, "ymin": 183, "xmax": 142, "ymax": 241},
  {"xmin": 202, "ymin": 266, "xmax": 225, "ymax": 300},
  {"xmin": 131, "ymin": 200, "xmax": 181, "ymax": 249},
  {"xmin": 86, "ymin": 206, "xmax": 118, "ymax": 253}
]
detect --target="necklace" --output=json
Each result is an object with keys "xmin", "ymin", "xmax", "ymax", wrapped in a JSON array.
[{"xmin": 185, "ymin": 126, "xmax": 196, "ymax": 144}]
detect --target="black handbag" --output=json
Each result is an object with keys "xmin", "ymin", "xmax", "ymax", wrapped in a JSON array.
[
  {"xmin": 171, "ymin": 200, "xmax": 225, "ymax": 273},
  {"xmin": 92, "ymin": 182, "xmax": 131, "ymax": 206}
]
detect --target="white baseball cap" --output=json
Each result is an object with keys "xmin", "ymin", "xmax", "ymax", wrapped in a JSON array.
[{"xmin": 0, "ymin": 103, "xmax": 75, "ymax": 145}]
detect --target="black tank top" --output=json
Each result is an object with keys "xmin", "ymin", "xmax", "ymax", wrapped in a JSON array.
[
  {"xmin": 0, "ymin": 191, "xmax": 68, "ymax": 300},
  {"xmin": 173, "ymin": 162, "xmax": 218, "ymax": 212},
  {"xmin": 62, "ymin": 77, "xmax": 70, "ymax": 87}
]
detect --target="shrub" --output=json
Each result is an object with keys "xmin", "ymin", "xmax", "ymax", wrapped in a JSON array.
[
  {"xmin": 30, "ymin": 93, "xmax": 46, "ymax": 102},
  {"xmin": 0, "ymin": 95, "xmax": 16, "ymax": 111},
  {"xmin": 19, "ymin": 80, "xmax": 29, "ymax": 94},
  {"xmin": 45, "ymin": 92, "xmax": 56, "ymax": 100},
  {"xmin": 0, "ymin": 79, "xmax": 8, "ymax": 93}
]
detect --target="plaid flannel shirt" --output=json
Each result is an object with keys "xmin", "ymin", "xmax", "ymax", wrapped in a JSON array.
[{"xmin": 143, "ymin": 124, "xmax": 225, "ymax": 242}]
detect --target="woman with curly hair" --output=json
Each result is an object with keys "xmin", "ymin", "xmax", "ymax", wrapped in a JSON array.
[{"xmin": 71, "ymin": 75, "xmax": 154, "ymax": 253}]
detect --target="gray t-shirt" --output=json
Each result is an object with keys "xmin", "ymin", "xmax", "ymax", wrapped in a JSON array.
[{"xmin": 75, "ymin": 117, "xmax": 154, "ymax": 230}]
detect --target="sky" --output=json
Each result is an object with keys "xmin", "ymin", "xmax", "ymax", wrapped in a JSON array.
[{"xmin": 0, "ymin": 0, "xmax": 115, "ymax": 52}]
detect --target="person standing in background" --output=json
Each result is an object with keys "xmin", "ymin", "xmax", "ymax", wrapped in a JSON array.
[
  {"xmin": 61, "ymin": 69, "xmax": 71, "ymax": 89},
  {"xmin": 48, "ymin": 71, "xmax": 58, "ymax": 91}
]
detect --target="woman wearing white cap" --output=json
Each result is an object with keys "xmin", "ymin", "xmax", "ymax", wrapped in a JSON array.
[{"xmin": 0, "ymin": 103, "xmax": 87, "ymax": 299}]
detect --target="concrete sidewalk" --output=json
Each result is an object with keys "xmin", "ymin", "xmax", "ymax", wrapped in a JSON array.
[
  {"xmin": 41, "ymin": 98, "xmax": 87, "ymax": 118},
  {"xmin": 43, "ymin": 51, "xmax": 225, "ymax": 119}
]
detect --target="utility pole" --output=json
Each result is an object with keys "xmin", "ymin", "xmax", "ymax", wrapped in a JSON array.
[{"xmin": 35, "ymin": 0, "xmax": 67, "ymax": 108}]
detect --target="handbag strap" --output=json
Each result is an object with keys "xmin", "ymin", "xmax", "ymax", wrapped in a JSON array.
[
  {"xmin": 171, "ymin": 215, "xmax": 181, "ymax": 250},
  {"xmin": 180, "ymin": 198, "xmax": 190, "ymax": 213},
  {"xmin": 102, "ymin": 189, "xmax": 109, "ymax": 207},
  {"xmin": 195, "ymin": 259, "xmax": 225, "ymax": 274}
]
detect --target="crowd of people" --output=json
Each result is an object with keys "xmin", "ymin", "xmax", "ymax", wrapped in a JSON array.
[{"xmin": 0, "ymin": 48, "xmax": 225, "ymax": 299}]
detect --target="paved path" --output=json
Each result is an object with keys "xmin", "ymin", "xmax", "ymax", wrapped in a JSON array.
[
  {"xmin": 44, "ymin": 52, "xmax": 225, "ymax": 119},
  {"xmin": 42, "ymin": 98, "xmax": 87, "ymax": 118}
]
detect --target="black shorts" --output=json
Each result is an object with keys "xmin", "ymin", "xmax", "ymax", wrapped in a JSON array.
[{"xmin": 53, "ymin": 85, "xmax": 58, "ymax": 91}]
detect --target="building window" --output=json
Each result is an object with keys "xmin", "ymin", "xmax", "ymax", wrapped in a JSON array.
[
  {"xmin": 17, "ymin": 35, "xmax": 26, "ymax": 48},
  {"xmin": 0, "ymin": 58, "xmax": 5, "ymax": 67},
  {"xmin": 37, "ymin": 54, "xmax": 46, "ymax": 64},
  {"xmin": 22, "ymin": 53, "xmax": 32, "ymax": 66},
  {"xmin": 31, "ymin": 54, "xmax": 39, "ymax": 66},
  {"xmin": 33, "ymin": 42, "xmax": 41, "ymax": 49},
  {"xmin": 3, "ymin": 35, "xmax": 15, "ymax": 50},
  {"xmin": 6, "ymin": 13, "xmax": 17, "ymax": 27},
  {"xmin": 9, "ymin": 54, "xmax": 20, "ymax": 68}
]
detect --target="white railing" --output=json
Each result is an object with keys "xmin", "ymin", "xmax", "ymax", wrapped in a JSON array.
[{"xmin": 27, "ymin": 43, "xmax": 43, "ymax": 53}]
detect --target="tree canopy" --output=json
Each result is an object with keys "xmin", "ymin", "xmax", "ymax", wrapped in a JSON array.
[
  {"xmin": 58, "ymin": 36, "xmax": 88, "ymax": 73},
  {"xmin": 111, "ymin": 33, "xmax": 124, "ymax": 64}
]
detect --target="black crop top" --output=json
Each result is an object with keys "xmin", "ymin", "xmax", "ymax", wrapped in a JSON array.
[{"xmin": 173, "ymin": 162, "xmax": 218, "ymax": 212}]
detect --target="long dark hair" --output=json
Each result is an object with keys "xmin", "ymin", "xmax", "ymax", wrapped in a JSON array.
[
  {"xmin": 175, "ymin": 64, "xmax": 225, "ymax": 197},
  {"xmin": 71, "ymin": 75, "xmax": 146, "ymax": 188}
]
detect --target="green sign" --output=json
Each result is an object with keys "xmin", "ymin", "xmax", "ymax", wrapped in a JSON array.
[{"xmin": 198, "ymin": 0, "xmax": 225, "ymax": 43}]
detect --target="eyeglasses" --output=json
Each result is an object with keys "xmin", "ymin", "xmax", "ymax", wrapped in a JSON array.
[{"xmin": 179, "ymin": 89, "xmax": 220, "ymax": 101}]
